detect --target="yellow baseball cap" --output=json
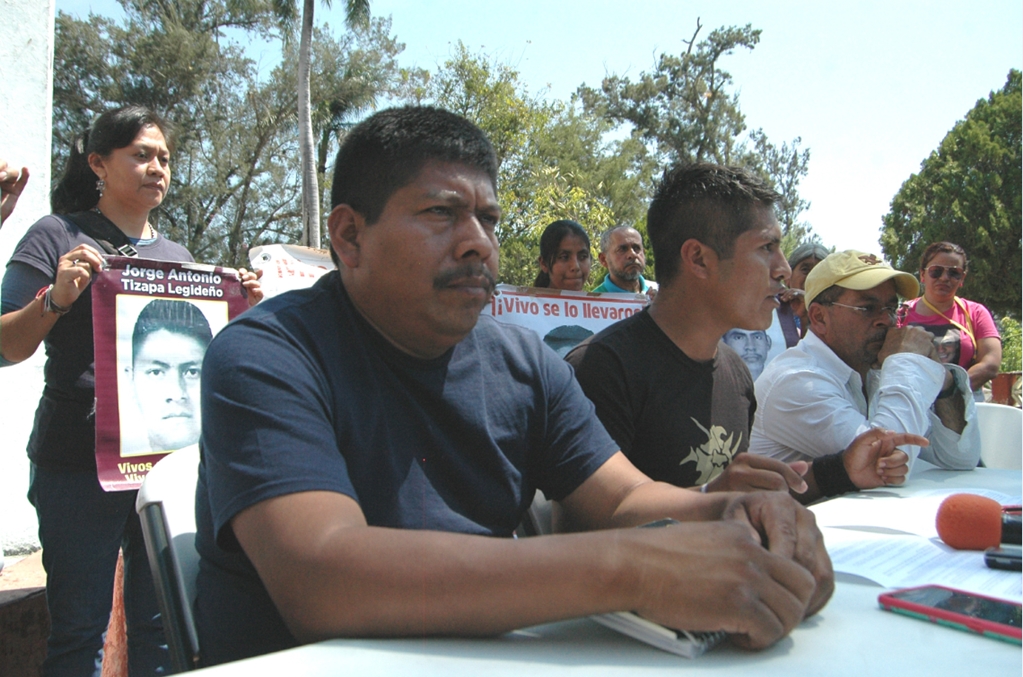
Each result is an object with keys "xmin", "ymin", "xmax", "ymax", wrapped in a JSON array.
[{"xmin": 804, "ymin": 250, "xmax": 919, "ymax": 305}]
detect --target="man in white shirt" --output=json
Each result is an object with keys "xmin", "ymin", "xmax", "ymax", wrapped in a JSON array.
[{"xmin": 750, "ymin": 250, "xmax": 979, "ymax": 489}]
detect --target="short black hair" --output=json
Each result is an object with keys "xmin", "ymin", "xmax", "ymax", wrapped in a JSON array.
[
  {"xmin": 132, "ymin": 299, "xmax": 213, "ymax": 364},
  {"xmin": 646, "ymin": 163, "xmax": 780, "ymax": 284},
  {"xmin": 329, "ymin": 106, "xmax": 498, "ymax": 266}
]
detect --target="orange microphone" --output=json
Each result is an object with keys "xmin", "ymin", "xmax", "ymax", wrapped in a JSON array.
[{"xmin": 936, "ymin": 494, "xmax": 1021, "ymax": 550}]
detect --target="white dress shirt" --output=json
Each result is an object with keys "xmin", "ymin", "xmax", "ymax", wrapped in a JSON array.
[{"xmin": 749, "ymin": 331, "xmax": 980, "ymax": 471}]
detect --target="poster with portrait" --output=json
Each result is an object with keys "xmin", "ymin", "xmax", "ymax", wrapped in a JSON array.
[
  {"xmin": 92, "ymin": 257, "xmax": 250, "ymax": 491},
  {"xmin": 721, "ymin": 309, "xmax": 789, "ymax": 382},
  {"xmin": 482, "ymin": 284, "xmax": 650, "ymax": 356}
]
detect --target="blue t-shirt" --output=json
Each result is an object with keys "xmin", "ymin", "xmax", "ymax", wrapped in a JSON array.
[{"xmin": 194, "ymin": 271, "xmax": 619, "ymax": 665}]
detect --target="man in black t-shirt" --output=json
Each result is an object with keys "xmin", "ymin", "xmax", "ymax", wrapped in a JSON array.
[
  {"xmin": 568, "ymin": 164, "xmax": 917, "ymax": 501},
  {"xmin": 195, "ymin": 108, "xmax": 846, "ymax": 666},
  {"xmin": 568, "ymin": 308, "xmax": 757, "ymax": 488},
  {"xmin": 568, "ymin": 164, "xmax": 800, "ymax": 492}
]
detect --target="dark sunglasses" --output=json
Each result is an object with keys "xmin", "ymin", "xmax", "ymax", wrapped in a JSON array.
[{"xmin": 926, "ymin": 265, "xmax": 964, "ymax": 281}]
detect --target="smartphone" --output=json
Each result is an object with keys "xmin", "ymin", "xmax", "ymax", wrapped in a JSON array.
[
  {"xmin": 985, "ymin": 545, "xmax": 1023, "ymax": 571},
  {"xmin": 878, "ymin": 585, "xmax": 1021, "ymax": 645}
]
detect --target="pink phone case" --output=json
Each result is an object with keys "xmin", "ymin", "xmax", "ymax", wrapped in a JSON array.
[{"xmin": 878, "ymin": 585, "xmax": 1021, "ymax": 645}]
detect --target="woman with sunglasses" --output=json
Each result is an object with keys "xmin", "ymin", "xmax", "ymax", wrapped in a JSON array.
[{"xmin": 899, "ymin": 241, "xmax": 1001, "ymax": 401}]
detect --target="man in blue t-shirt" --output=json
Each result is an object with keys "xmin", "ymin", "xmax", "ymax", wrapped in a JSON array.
[{"xmin": 195, "ymin": 106, "xmax": 843, "ymax": 667}]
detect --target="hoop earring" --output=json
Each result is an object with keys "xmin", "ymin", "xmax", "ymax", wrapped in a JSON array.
[{"xmin": 96, "ymin": 179, "xmax": 105, "ymax": 198}]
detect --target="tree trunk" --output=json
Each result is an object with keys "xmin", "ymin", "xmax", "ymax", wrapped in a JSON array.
[{"xmin": 298, "ymin": 0, "xmax": 319, "ymax": 248}]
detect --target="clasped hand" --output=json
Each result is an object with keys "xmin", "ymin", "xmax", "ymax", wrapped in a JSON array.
[{"xmin": 628, "ymin": 491, "xmax": 833, "ymax": 650}]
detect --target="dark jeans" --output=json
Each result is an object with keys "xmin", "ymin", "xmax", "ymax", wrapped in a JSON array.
[{"xmin": 29, "ymin": 464, "xmax": 168, "ymax": 677}]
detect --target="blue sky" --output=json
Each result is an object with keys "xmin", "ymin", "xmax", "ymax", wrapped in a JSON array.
[{"xmin": 59, "ymin": 0, "xmax": 1022, "ymax": 256}]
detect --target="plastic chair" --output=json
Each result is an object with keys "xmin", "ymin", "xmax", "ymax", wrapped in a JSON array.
[
  {"xmin": 135, "ymin": 446, "xmax": 201, "ymax": 672},
  {"xmin": 975, "ymin": 402, "xmax": 1023, "ymax": 470}
]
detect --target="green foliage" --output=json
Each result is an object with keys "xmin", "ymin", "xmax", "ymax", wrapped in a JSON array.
[
  {"xmin": 499, "ymin": 168, "xmax": 618, "ymax": 287},
  {"xmin": 578, "ymin": 19, "xmax": 815, "ymax": 245},
  {"xmin": 1000, "ymin": 316, "xmax": 1022, "ymax": 373},
  {"xmin": 881, "ymin": 70, "xmax": 1022, "ymax": 318},
  {"xmin": 52, "ymin": 1, "xmax": 409, "ymax": 267},
  {"xmin": 417, "ymin": 46, "xmax": 652, "ymax": 287},
  {"xmin": 579, "ymin": 21, "xmax": 759, "ymax": 166}
]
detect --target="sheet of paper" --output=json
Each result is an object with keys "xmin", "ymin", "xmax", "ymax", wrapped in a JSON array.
[
  {"xmin": 823, "ymin": 527, "xmax": 1022, "ymax": 602},
  {"xmin": 812, "ymin": 487, "xmax": 1021, "ymax": 539}
]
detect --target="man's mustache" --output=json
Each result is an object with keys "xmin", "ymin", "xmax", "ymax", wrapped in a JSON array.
[{"xmin": 434, "ymin": 264, "xmax": 496, "ymax": 293}]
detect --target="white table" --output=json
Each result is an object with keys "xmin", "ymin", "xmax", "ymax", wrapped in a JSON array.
[{"xmin": 195, "ymin": 468, "xmax": 1021, "ymax": 676}]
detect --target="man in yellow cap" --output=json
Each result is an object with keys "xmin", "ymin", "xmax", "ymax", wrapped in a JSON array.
[{"xmin": 750, "ymin": 250, "xmax": 979, "ymax": 495}]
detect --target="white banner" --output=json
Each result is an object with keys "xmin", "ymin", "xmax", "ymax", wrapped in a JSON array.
[{"xmin": 483, "ymin": 285, "xmax": 650, "ymax": 356}]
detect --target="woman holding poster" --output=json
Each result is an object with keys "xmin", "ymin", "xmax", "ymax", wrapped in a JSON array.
[{"xmin": 0, "ymin": 105, "xmax": 257, "ymax": 676}]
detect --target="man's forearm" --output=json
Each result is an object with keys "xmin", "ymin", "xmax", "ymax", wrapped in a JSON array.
[
  {"xmin": 553, "ymin": 453, "xmax": 732, "ymax": 532},
  {"xmin": 234, "ymin": 484, "xmax": 825, "ymax": 651},
  {"xmin": 276, "ymin": 525, "xmax": 637, "ymax": 641},
  {"xmin": 235, "ymin": 492, "xmax": 637, "ymax": 642}
]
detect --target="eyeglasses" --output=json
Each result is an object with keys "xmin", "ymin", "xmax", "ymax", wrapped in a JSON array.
[
  {"xmin": 925, "ymin": 265, "xmax": 964, "ymax": 281},
  {"xmin": 825, "ymin": 302, "xmax": 900, "ymax": 320}
]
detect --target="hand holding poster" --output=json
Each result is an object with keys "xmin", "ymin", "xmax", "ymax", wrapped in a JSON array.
[
  {"xmin": 91, "ymin": 257, "xmax": 250, "ymax": 491},
  {"xmin": 482, "ymin": 285, "xmax": 650, "ymax": 356}
]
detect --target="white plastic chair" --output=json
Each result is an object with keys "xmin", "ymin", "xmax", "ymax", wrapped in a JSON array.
[
  {"xmin": 135, "ymin": 446, "xmax": 201, "ymax": 672},
  {"xmin": 975, "ymin": 402, "xmax": 1023, "ymax": 470}
]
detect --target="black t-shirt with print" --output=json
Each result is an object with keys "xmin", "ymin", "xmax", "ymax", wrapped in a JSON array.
[{"xmin": 566, "ymin": 309, "xmax": 755, "ymax": 487}]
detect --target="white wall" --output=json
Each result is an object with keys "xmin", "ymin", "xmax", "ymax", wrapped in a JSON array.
[{"xmin": 0, "ymin": 0, "xmax": 55, "ymax": 555}]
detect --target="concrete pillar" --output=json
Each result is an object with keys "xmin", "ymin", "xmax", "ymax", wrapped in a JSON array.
[{"xmin": 0, "ymin": 0, "xmax": 56, "ymax": 556}]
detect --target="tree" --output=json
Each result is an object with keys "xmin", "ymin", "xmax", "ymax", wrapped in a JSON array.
[
  {"xmin": 53, "ymin": 0, "xmax": 410, "ymax": 266},
  {"xmin": 579, "ymin": 20, "xmax": 759, "ymax": 167},
  {"xmin": 579, "ymin": 19, "xmax": 816, "ymax": 246},
  {"xmin": 310, "ymin": 18, "xmax": 419, "ymax": 217},
  {"xmin": 282, "ymin": 0, "xmax": 369, "ymax": 248},
  {"xmin": 419, "ymin": 45, "xmax": 651, "ymax": 286},
  {"xmin": 881, "ymin": 70, "xmax": 1021, "ymax": 318},
  {"xmin": 498, "ymin": 167, "xmax": 619, "ymax": 287}
]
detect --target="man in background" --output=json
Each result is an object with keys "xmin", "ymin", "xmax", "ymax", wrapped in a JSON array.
[
  {"xmin": 591, "ymin": 226, "xmax": 656, "ymax": 294},
  {"xmin": 568, "ymin": 165, "xmax": 913, "ymax": 501},
  {"xmin": 750, "ymin": 250, "xmax": 980, "ymax": 484}
]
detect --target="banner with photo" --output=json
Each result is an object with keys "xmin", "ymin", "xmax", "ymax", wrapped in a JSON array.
[
  {"xmin": 92, "ymin": 257, "xmax": 250, "ymax": 491},
  {"xmin": 482, "ymin": 284, "xmax": 650, "ymax": 356},
  {"xmin": 249, "ymin": 243, "xmax": 334, "ymax": 300}
]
